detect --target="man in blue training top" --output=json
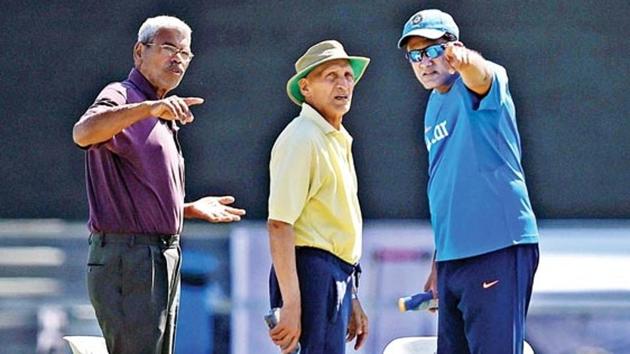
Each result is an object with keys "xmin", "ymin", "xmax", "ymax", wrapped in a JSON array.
[{"xmin": 398, "ymin": 9, "xmax": 540, "ymax": 354}]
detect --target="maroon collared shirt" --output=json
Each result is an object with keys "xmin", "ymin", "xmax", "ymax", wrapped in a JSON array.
[{"xmin": 80, "ymin": 69, "xmax": 185, "ymax": 235}]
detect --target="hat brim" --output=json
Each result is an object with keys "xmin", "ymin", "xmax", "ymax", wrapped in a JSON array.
[
  {"xmin": 397, "ymin": 28, "xmax": 446, "ymax": 48},
  {"xmin": 286, "ymin": 56, "xmax": 370, "ymax": 106}
]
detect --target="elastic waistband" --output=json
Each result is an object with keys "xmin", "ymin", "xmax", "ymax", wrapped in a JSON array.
[
  {"xmin": 296, "ymin": 246, "xmax": 356, "ymax": 276},
  {"xmin": 90, "ymin": 232, "xmax": 179, "ymax": 247}
]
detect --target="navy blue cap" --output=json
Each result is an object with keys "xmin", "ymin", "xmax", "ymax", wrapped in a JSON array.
[{"xmin": 398, "ymin": 9, "xmax": 459, "ymax": 48}]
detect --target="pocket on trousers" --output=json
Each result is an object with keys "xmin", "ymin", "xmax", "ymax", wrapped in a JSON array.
[
  {"xmin": 86, "ymin": 237, "xmax": 106, "ymax": 270},
  {"xmin": 87, "ymin": 264, "xmax": 104, "ymax": 273}
]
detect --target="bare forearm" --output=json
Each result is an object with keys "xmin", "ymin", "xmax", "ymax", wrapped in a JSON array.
[
  {"xmin": 73, "ymin": 102, "xmax": 152, "ymax": 147},
  {"xmin": 183, "ymin": 202, "xmax": 194, "ymax": 218},
  {"xmin": 267, "ymin": 220, "xmax": 301, "ymax": 308},
  {"xmin": 457, "ymin": 48, "xmax": 492, "ymax": 95}
]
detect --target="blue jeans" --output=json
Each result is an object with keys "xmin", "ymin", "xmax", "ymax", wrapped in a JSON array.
[{"xmin": 269, "ymin": 247, "xmax": 354, "ymax": 354}]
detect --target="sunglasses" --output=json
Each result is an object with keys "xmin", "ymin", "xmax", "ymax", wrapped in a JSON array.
[{"xmin": 405, "ymin": 44, "xmax": 445, "ymax": 63}]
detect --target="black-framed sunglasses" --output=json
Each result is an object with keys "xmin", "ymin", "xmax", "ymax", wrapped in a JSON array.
[
  {"xmin": 405, "ymin": 43, "xmax": 445, "ymax": 63},
  {"xmin": 144, "ymin": 42, "xmax": 194, "ymax": 62}
]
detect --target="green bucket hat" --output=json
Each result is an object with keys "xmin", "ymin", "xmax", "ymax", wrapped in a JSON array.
[{"xmin": 286, "ymin": 40, "xmax": 370, "ymax": 106}]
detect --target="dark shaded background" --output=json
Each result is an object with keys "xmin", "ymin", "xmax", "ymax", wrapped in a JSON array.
[{"xmin": 1, "ymin": 0, "xmax": 629, "ymax": 220}]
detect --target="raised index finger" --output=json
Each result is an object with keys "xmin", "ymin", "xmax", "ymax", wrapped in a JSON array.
[{"xmin": 183, "ymin": 97, "xmax": 205, "ymax": 106}]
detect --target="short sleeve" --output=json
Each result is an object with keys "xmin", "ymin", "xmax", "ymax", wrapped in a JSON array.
[
  {"xmin": 477, "ymin": 63, "xmax": 509, "ymax": 112},
  {"xmin": 77, "ymin": 83, "xmax": 129, "ymax": 151},
  {"xmin": 268, "ymin": 132, "xmax": 315, "ymax": 225},
  {"xmin": 82, "ymin": 82, "xmax": 127, "ymax": 116}
]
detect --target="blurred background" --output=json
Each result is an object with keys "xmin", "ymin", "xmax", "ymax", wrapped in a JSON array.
[{"xmin": 1, "ymin": 0, "xmax": 629, "ymax": 353}]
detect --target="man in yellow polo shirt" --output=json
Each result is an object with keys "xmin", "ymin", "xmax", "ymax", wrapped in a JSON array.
[{"xmin": 267, "ymin": 40, "xmax": 370, "ymax": 354}]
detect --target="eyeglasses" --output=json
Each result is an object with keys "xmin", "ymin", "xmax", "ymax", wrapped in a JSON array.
[
  {"xmin": 144, "ymin": 42, "xmax": 194, "ymax": 62},
  {"xmin": 405, "ymin": 43, "xmax": 445, "ymax": 63}
]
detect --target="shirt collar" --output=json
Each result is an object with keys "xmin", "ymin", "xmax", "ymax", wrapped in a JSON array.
[
  {"xmin": 127, "ymin": 68, "xmax": 159, "ymax": 100},
  {"xmin": 300, "ymin": 103, "xmax": 353, "ymax": 142}
]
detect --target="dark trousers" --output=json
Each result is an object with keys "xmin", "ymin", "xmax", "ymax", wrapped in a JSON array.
[
  {"xmin": 437, "ymin": 244, "xmax": 539, "ymax": 354},
  {"xmin": 269, "ymin": 247, "xmax": 355, "ymax": 354},
  {"xmin": 86, "ymin": 233, "xmax": 181, "ymax": 354}
]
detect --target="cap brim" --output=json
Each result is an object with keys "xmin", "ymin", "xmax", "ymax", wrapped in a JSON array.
[
  {"xmin": 397, "ymin": 28, "xmax": 446, "ymax": 48},
  {"xmin": 286, "ymin": 56, "xmax": 370, "ymax": 106}
]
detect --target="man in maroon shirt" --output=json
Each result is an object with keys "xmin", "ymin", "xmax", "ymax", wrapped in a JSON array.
[{"xmin": 73, "ymin": 15, "xmax": 245, "ymax": 354}]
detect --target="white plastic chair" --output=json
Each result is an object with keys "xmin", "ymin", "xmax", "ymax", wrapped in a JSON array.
[
  {"xmin": 62, "ymin": 336, "xmax": 108, "ymax": 354},
  {"xmin": 383, "ymin": 337, "xmax": 436, "ymax": 354},
  {"xmin": 383, "ymin": 336, "xmax": 534, "ymax": 354}
]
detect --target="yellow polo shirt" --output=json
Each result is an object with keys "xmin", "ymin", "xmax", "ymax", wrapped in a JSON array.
[{"xmin": 268, "ymin": 103, "xmax": 362, "ymax": 264}]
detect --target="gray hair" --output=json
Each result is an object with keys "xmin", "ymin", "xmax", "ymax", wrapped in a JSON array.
[{"xmin": 137, "ymin": 15, "xmax": 192, "ymax": 44}]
